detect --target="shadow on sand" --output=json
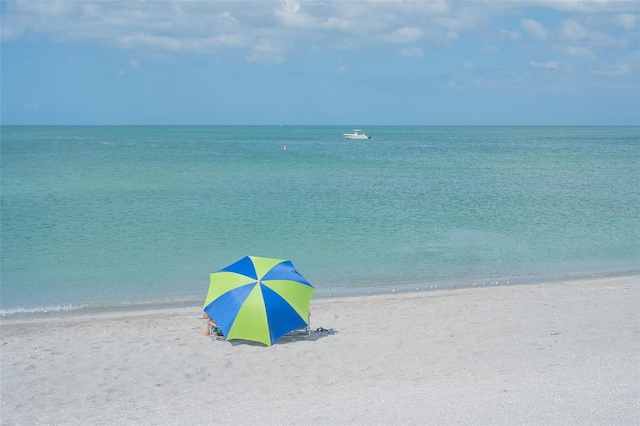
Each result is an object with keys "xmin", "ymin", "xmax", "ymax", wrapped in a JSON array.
[{"xmin": 225, "ymin": 327, "xmax": 337, "ymax": 347}]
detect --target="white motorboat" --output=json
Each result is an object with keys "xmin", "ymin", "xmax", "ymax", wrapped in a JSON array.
[{"xmin": 343, "ymin": 129, "xmax": 371, "ymax": 139}]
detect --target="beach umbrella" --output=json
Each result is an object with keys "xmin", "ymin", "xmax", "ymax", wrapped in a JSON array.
[{"xmin": 203, "ymin": 256, "xmax": 315, "ymax": 346}]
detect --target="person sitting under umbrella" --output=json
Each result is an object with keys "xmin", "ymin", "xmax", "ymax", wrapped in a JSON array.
[{"xmin": 202, "ymin": 312, "xmax": 222, "ymax": 337}]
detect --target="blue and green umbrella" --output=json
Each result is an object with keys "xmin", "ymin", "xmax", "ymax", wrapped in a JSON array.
[{"xmin": 203, "ymin": 256, "xmax": 315, "ymax": 346}]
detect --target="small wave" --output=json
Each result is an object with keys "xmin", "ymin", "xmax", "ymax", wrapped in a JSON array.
[
  {"xmin": 0, "ymin": 297, "xmax": 203, "ymax": 319},
  {"xmin": 0, "ymin": 304, "xmax": 89, "ymax": 317}
]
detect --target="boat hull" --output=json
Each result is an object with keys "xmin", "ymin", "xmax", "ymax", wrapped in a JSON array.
[{"xmin": 343, "ymin": 134, "xmax": 371, "ymax": 139}]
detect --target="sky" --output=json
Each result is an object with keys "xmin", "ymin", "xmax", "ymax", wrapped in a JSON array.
[{"xmin": 1, "ymin": 0, "xmax": 639, "ymax": 125}]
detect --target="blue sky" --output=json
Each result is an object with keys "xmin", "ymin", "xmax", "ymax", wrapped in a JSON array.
[{"xmin": 1, "ymin": 1, "xmax": 639, "ymax": 125}]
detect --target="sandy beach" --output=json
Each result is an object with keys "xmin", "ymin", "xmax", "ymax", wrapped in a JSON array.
[{"xmin": 2, "ymin": 275, "xmax": 638, "ymax": 425}]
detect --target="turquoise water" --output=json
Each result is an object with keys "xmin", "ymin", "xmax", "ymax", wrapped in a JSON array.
[{"xmin": 1, "ymin": 126, "xmax": 638, "ymax": 314}]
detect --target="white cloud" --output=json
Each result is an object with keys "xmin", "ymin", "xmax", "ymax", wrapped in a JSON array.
[
  {"xmin": 615, "ymin": 13, "xmax": 637, "ymax": 30},
  {"xmin": 563, "ymin": 45, "xmax": 597, "ymax": 60},
  {"xmin": 445, "ymin": 30, "xmax": 459, "ymax": 42},
  {"xmin": 1, "ymin": 0, "xmax": 637, "ymax": 72},
  {"xmin": 522, "ymin": 19, "xmax": 549, "ymax": 40},
  {"xmin": 463, "ymin": 61, "xmax": 476, "ymax": 69},
  {"xmin": 276, "ymin": 1, "xmax": 305, "ymax": 25},
  {"xmin": 559, "ymin": 19, "xmax": 588, "ymax": 40},
  {"xmin": 587, "ymin": 31, "xmax": 625, "ymax": 49},
  {"xmin": 275, "ymin": 1, "xmax": 353, "ymax": 32},
  {"xmin": 591, "ymin": 63, "xmax": 631, "ymax": 76},
  {"xmin": 537, "ymin": 1, "xmax": 639, "ymax": 14},
  {"xmin": 530, "ymin": 61, "xmax": 559, "ymax": 70},
  {"xmin": 382, "ymin": 26, "xmax": 423, "ymax": 43},
  {"xmin": 499, "ymin": 30, "xmax": 521, "ymax": 41},
  {"xmin": 591, "ymin": 50, "xmax": 639, "ymax": 76},
  {"xmin": 245, "ymin": 40, "xmax": 286, "ymax": 63},
  {"xmin": 396, "ymin": 47, "xmax": 424, "ymax": 58},
  {"xmin": 276, "ymin": 1, "xmax": 319, "ymax": 30},
  {"xmin": 445, "ymin": 80, "xmax": 462, "ymax": 90},
  {"xmin": 433, "ymin": 17, "xmax": 464, "ymax": 32},
  {"xmin": 0, "ymin": 1, "xmax": 477, "ymax": 54},
  {"xmin": 116, "ymin": 33, "xmax": 244, "ymax": 54}
]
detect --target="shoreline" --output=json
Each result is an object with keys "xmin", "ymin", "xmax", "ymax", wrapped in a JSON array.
[
  {"xmin": 2, "ymin": 268, "xmax": 638, "ymax": 319},
  {"xmin": 2, "ymin": 274, "xmax": 638, "ymax": 425}
]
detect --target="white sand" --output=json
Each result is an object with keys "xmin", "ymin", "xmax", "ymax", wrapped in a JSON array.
[{"xmin": 2, "ymin": 275, "xmax": 639, "ymax": 425}]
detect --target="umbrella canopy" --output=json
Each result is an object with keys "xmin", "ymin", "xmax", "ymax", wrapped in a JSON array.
[{"xmin": 203, "ymin": 256, "xmax": 315, "ymax": 346}]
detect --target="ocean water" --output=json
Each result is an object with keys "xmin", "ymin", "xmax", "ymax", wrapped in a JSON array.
[{"xmin": 1, "ymin": 125, "xmax": 638, "ymax": 315}]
